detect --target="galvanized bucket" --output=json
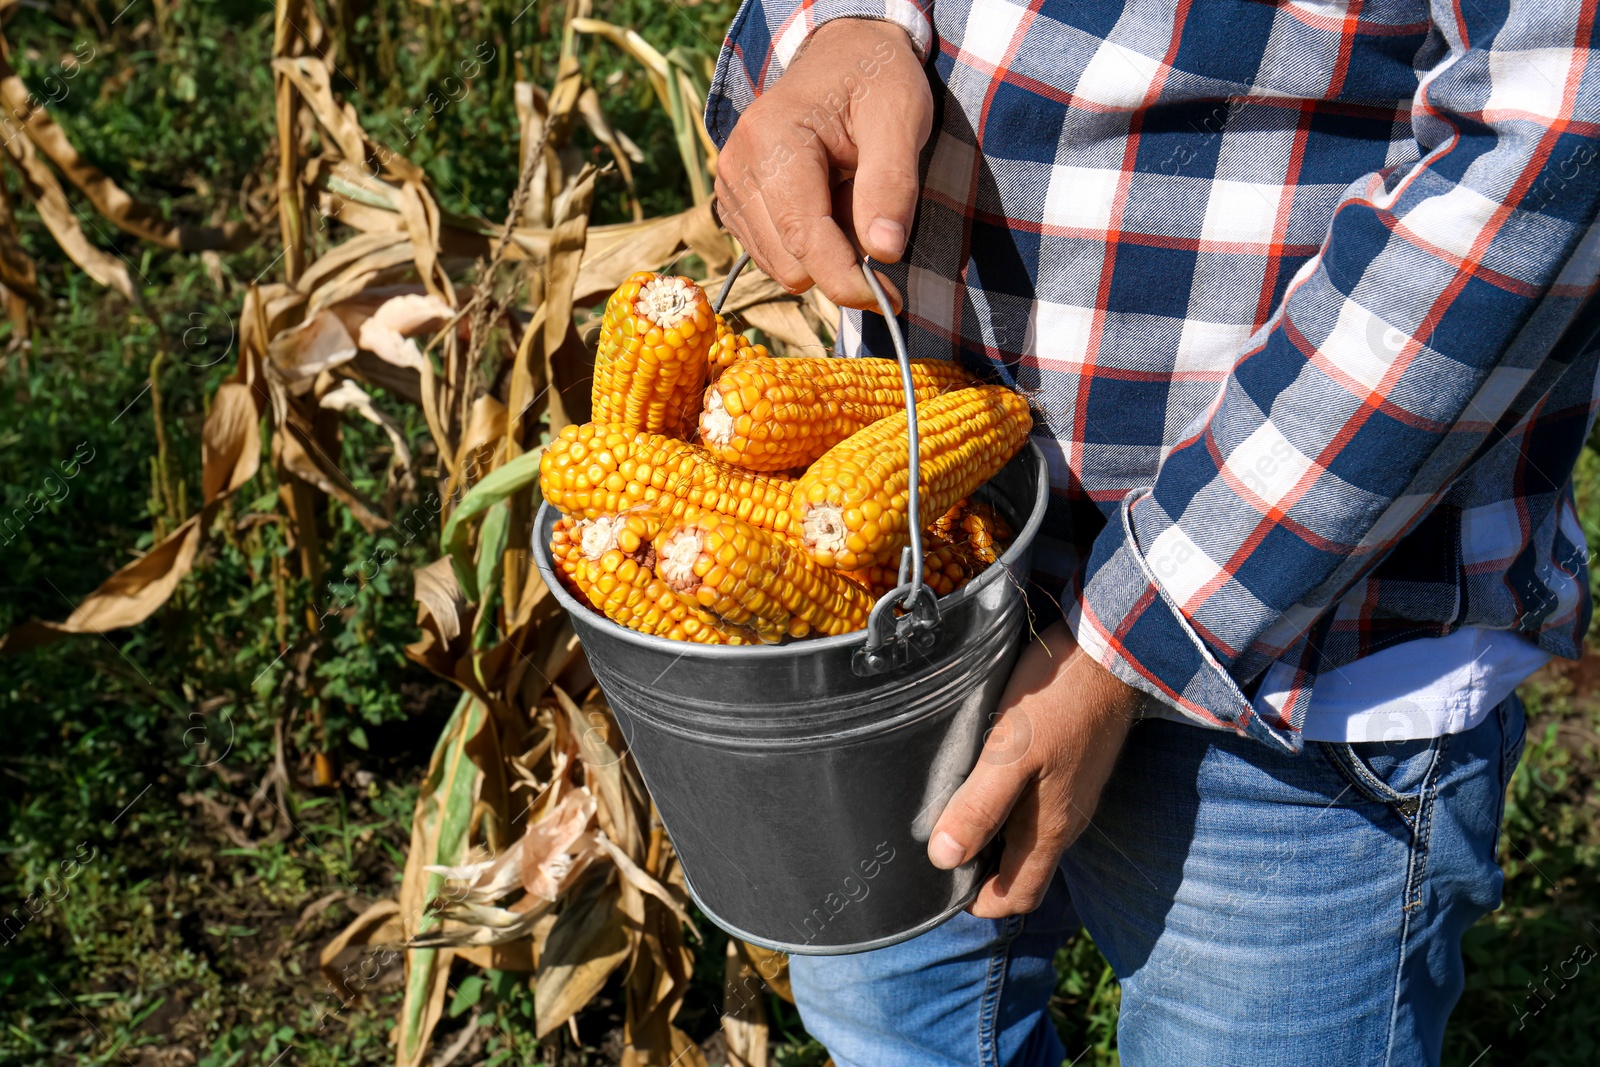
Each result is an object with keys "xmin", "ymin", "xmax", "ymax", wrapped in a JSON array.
[{"xmin": 530, "ymin": 257, "xmax": 1049, "ymax": 953}]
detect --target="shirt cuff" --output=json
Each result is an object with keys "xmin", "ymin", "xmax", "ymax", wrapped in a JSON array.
[
  {"xmin": 779, "ymin": 0, "xmax": 935, "ymax": 67},
  {"xmin": 1070, "ymin": 489, "xmax": 1301, "ymax": 752}
]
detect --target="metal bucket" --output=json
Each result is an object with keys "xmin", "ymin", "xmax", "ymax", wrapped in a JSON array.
[{"xmin": 529, "ymin": 257, "xmax": 1049, "ymax": 953}]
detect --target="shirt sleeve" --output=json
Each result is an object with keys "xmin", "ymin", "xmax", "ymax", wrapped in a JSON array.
[
  {"xmin": 705, "ymin": 0, "xmax": 936, "ymax": 147},
  {"xmin": 1072, "ymin": 1, "xmax": 1600, "ymax": 750}
]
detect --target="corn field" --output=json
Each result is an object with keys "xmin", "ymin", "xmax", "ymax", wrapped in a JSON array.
[{"xmin": 0, "ymin": 1, "xmax": 839, "ymax": 1063}]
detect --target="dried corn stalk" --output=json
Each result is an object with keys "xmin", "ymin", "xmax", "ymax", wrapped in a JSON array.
[{"xmin": 0, "ymin": 6, "xmax": 836, "ymax": 1064}]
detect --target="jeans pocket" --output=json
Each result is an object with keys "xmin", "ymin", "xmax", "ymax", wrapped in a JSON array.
[{"xmin": 1317, "ymin": 735, "xmax": 1446, "ymax": 829}]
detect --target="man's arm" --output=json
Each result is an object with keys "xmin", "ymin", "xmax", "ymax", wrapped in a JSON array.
[
  {"xmin": 1072, "ymin": 1, "xmax": 1600, "ymax": 751},
  {"xmin": 710, "ymin": 11, "xmax": 934, "ymax": 309}
]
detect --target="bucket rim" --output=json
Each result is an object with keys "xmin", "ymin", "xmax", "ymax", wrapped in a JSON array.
[
  {"xmin": 678, "ymin": 864, "xmax": 983, "ymax": 955},
  {"xmin": 531, "ymin": 440, "xmax": 1050, "ymax": 660}
]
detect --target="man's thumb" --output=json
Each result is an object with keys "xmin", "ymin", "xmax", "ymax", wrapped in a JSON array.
[{"xmin": 850, "ymin": 119, "xmax": 924, "ymax": 263}]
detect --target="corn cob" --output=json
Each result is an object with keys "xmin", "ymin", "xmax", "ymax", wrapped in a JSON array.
[
  {"xmin": 794, "ymin": 385, "xmax": 1032, "ymax": 570},
  {"xmin": 698, "ymin": 356, "xmax": 975, "ymax": 472},
  {"xmin": 926, "ymin": 500, "xmax": 967, "ymax": 543},
  {"xmin": 655, "ymin": 513, "xmax": 875, "ymax": 641},
  {"xmin": 709, "ymin": 316, "xmax": 768, "ymax": 377},
  {"xmin": 592, "ymin": 271, "xmax": 716, "ymax": 437},
  {"xmin": 844, "ymin": 541, "xmax": 979, "ymax": 598},
  {"xmin": 540, "ymin": 422, "xmax": 796, "ymax": 534},
  {"xmin": 960, "ymin": 500, "xmax": 1013, "ymax": 564},
  {"xmin": 558, "ymin": 515, "xmax": 752, "ymax": 644},
  {"xmin": 844, "ymin": 498, "xmax": 1015, "ymax": 596},
  {"xmin": 926, "ymin": 499, "xmax": 1013, "ymax": 556}
]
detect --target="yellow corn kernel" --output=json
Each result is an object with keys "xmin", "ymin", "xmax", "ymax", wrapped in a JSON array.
[
  {"xmin": 592, "ymin": 271, "xmax": 716, "ymax": 438},
  {"xmin": 709, "ymin": 315, "xmax": 769, "ymax": 378},
  {"xmin": 698, "ymin": 356, "xmax": 975, "ymax": 471},
  {"xmin": 548, "ymin": 518, "xmax": 587, "ymax": 598},
  {"xmin": 654, "ymin": 513, "xmax": 875, "ymax": 641},
  {"xmin": 794, "ymin": 385, "xmax": 1032, "ymax": 570},
  {"xmin": 539, "ymin": 421, "xmax": 797, "ymax": 535}
]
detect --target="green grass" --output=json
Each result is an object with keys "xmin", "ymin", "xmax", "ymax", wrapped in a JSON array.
[{"xmin": 0, "ymin": 1, "xmax": 1596, "ymax": 1065}]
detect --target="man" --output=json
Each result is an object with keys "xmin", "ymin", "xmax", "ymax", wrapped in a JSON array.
[{"xmin": 706, "ymin": 0, "xmax": 1598, "ymax": 1063}]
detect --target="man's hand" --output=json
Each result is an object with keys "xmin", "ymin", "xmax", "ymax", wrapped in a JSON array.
[
  {"xmin": 929, "ymin": 621, "xmax": 1142, "ymax": 918},
  {"xmin": 714, "ymin": 18, "xmax": 932, "ymax": 311}
]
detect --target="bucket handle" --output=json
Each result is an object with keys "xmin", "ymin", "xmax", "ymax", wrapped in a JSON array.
[{"xmin": 714, "ymin": 253, "xmax": 940, "ymax": 675}]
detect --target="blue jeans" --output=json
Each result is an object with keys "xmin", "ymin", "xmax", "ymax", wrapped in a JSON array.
[{"xmin": 790, "ymin": 698, "xmax": 1527, "ymax": 1067}]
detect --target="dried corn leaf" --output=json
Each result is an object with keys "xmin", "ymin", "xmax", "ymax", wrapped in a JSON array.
[
  {"xmin": 514, "ymin": 81, "xmax": 554, "ymax": 229},
  {"xmin": 736, "ymin": 941, "xmax": 793, "ymax": 1003},
  {"xmin": 201, "ymin": 380, "xmax": 265, "ymax": 503},
  {"xmin": 0, "ymin": 512, "xmax": 202, "ymax": 652},
  {"xmin": 521, "ymin": 789, "xmax": 599, "ymax": 901},
  {"xmin": 358, "ymin": 292, "xmax": 451, "ymax": 371},
  {"xmin": 319, "ymin": 379, "xmax": 412, "ymax": 473},
  {"xmin": 407, "ymin": 557, "xmax": 476, "ymax": 694},
  {"xmin": 570, "ymin": 19, "xmax": 671, "ymax": 109},
  {"xmin": 0, "ymin": 281, "xmax": 26, "ymax": 333},
  {"xmin": 622, "ymin": 893, "xmax": 706, "ymax": 1067},
  {"xmin": 455, "ymin": 939, "xmax": 535, "ymax": 973},
  {"xmin": 1, "ymin": 133, "xmax": 133, "ymax": 298},
  {"xmin": 578, "ymin": 87, "xmax": 641, "ymax": 221},
  {"xmin": 266, "ymin": 309, "xmax": 359, "ymax": 389},
  {"xmin": 296, "ymin": 230, "xmax": 409, "ymax": 294},
  {"xmin": 462, "ymin": 691, "xmax": 515, "ymax": 852},
  {"xmin": 305, "ymin": 245, "xmax": 424, "ymax": 320},
  {"xmin": 0, "ymin": 55, "xmax": 247, "ymax": 251},
  {"xmin": 571, "ymin": 204, "xmax": 716, "ymax": 303},
  {"xmin": 272, "ymin": 56, "xmax": 374, "ymax": 175},
  {"xmin": 680, "ymin": 198, "xmax": 733, "ymax": 273},
  {"xmin": 722, "ymin": 939, "xmax": 769, "ymax": 1067},
  {"xmin": 542, "ymin": 166, "xmax": 597, "ymax": 432},
  {"xmin": 561, "ymin": 687, "xmax": 639, "ymax": 861},
  {"xmin": 534, "ymin": 872, "xmax": 630, "ymax": 1039},
  {"xmin": 246, "ymin": 283, "xmax": 309, "ymax": 351},
  {"xmin": 340, "ymin": 350, "xmax": 422, "ymax": 404},
  {"xmin": 741, "ymin": 301, "xmax": 826, "ymax": 354},
  {"xmin": 708, "ymin": 270, "xmax": 828, "ymax": 353},
  {"xmin": 396, "ymin": 178, "xmax": 451, "ymax": 305},
  {"xmin": 270, "ymin": 383, "xmax": 387, "ymax": 531},
  {"xmin": 318, "ymin": 899, "xmax": 404, "ymax": 1006},
  {"xmin": 409, "ymin": 898, "xmax": 549, "ymax": 949},
  {"xmin": 0, "ymin": 176, "xmax": 37, "ymax": 300},
  {"xmin": 595, "ymin": 833, "xmax": 697, "ymax": 937},
  {"xmin": 449, "ymin": 395, "xmax": 507, "ymax": 503}
]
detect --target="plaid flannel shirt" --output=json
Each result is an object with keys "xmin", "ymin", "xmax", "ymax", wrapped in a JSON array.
[{"xmin": 706, "ymin": 0, "xmax": 1600, "ymax": 750}]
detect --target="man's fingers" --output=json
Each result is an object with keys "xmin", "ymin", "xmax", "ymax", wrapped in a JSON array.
[
  {"xmin": 716, "ymin": 171, "xmax": 814, "ymax": 294},
  {"xmin": 766, "ymin": 149, "xmax": 879, "ymax": 309},
  {"xmin": 927, "ymin": 741, "xmax": 1032, "ymax": 870},
  {"xmin": 968, "ymin": 786, "xmax": 1074, "ymax": 918}
]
